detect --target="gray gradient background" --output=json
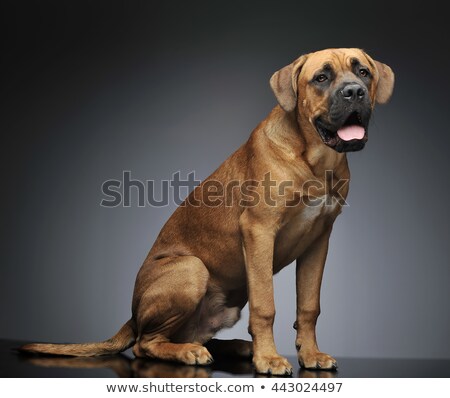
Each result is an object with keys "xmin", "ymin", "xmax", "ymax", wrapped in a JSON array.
[{"xmin": 1, "ymin": 1, "xmax": 449, "ymax": 359}]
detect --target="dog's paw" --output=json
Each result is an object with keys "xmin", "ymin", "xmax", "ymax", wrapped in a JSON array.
[
  {"xmin": 179, "ymin": 345, "xmax": 214, "ymax": 366},
  {"xmin": 298, "ymin": 350, "xmax": 337, "ymax": 370},
  {"xmin": 253, "ymin": 354, "xmax": 293, "ymax": 376}
]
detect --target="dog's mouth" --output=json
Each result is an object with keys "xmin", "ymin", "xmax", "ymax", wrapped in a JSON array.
[{"xmin": 314, "ymin": 111, "xmax": 368, "ymax": 153}]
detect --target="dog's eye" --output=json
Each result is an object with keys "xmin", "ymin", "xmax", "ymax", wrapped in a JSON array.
[
  {"xmin": 359, "ymin": 68, "xmax": 369, "ymax": 78},
  {"xmin": 315, "ymin": 74, "xmax": 328, "ymax": 83}
]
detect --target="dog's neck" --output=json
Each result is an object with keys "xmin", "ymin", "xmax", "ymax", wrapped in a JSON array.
[{"xmin": 263, "ymin": 106, "xmax": 348, "ymax": 178}]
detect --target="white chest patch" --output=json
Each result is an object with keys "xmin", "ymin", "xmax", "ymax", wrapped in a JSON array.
[
  {"xmin": 301, "ymin": 200, "xmax": 325, "ymax": 222},
  {"xmin": 302, "ymin": 195, "xmax": 340, "ymax": 220},
  {"xmin": 273, "ymin": 195, "xmax": 341, "ymax": 270}
]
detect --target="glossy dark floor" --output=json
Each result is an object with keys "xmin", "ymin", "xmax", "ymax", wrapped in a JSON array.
[{"xmin": 2, "ymin": 340, "xmax": 449, "ymax": 378}]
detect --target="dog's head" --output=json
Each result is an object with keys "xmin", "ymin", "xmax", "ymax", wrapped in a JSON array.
[{"xmin": 270, "ymin": 48, "xmax": 394, "ymax": 152}]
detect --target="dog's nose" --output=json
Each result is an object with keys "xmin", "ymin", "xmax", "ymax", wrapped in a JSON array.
[{"xmin": 341, "ymin": 84, "xmax": 365, "ymax": 101}]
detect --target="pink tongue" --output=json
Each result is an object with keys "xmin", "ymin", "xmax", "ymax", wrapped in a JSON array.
[{"xmin": 337, "ymin": 125, "xmax": 365, "ymax": 141}]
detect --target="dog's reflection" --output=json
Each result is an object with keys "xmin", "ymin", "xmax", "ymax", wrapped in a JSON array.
[
  {"xmin": 21, "ymin": 354, "xmax": 254, "ymax": 378},
  {"xmin": 24, "ymin": 355, "xmax": 135, "ymax": 378},
  {"xmin": 298, "ymin": 368, "xmax": 337, "ymax": 378},
  {"xmin": 23, "ymin": 354, "xmax": 337, "ymax": 378}
]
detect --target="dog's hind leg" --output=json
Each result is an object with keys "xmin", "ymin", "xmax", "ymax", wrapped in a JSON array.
[
  {"xmin": 137, "ymin": 339, "xmax": 213, "ymax": 365},
  {"xmin": 132, "ymin": 255, "xmax": 213, "ymax": 365}
]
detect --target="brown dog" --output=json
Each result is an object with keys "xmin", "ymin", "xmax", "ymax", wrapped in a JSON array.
[{"xmin": 21, "ymin": 48, "xmax": 394, "ymax": 375}]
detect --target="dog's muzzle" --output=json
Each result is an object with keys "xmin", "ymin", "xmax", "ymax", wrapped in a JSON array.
[{"xmin": 314, "ymin": 82, "xmax": 372, "ymax": 153}]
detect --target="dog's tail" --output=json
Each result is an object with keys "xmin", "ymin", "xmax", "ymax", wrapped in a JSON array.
[{"xmin": 19, "ymin": 319, "xmax": 136, "ymax": 357}]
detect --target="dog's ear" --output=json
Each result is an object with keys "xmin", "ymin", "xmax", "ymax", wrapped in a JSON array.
[
  {"xmin": 373, "ymin": 60, "xmax": 395, "ymax": 104},
  {"xmin": 363, "ymin": 51, "xmax": 395, "ymax": 104},
  {"xmin": 270, "ymin": 55, "xmax": 307, "ymax": 112}
]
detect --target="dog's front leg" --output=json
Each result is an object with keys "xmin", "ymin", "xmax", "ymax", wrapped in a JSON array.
[
  {"xmin": 295, "ymin": 226, "xmax": 338, "ymax": 370},
  {"xmin": 240, "ymin": 211, "xmax": 293, "ymax": 376}
]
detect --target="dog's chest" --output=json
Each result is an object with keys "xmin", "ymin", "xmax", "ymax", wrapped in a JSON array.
[{"xmin": 273, "ymin": 196, "xmax": 340, "ymax": 271}]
